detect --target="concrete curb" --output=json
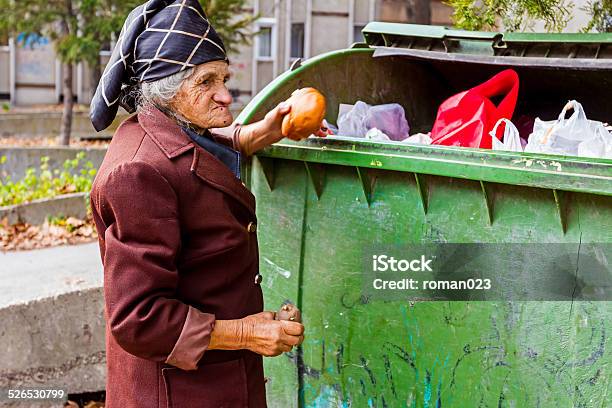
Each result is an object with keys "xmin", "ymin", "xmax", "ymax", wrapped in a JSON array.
[
  {"xmin": 0, "ymin": 286, "xmax": 106, "ymax": 397},
  {"xmin": 0, "ymin": 243, "xmax": 105, "ymax": 404},
  {"xmin": 0, "ymin": 193, "xmax": 89, "ymax": 225},
  {"xmin": 0, "ymin": 147, "xmax": 107, "ymax": 181}
]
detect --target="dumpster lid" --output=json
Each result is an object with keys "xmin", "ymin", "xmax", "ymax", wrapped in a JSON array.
[{"xmin": 362, "ymin": 22, "xmax": 612, "ymax": 69}]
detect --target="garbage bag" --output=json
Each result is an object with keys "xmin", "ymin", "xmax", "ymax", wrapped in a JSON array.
[
  {"xmin": 402, "ymin": 133, "xmax": 433, "ymax": 145},
  {"xmin": 365, "ymin": 103, "xmax": 410, "ymax": 141},
  {"xmin": 490, "ymin": 118, "xmax": 522, "ymax": 152},
  {"xmin": 322, "ymin": 119, "xmax": 337, "ymax": 135},
  {"xmin": 431, "ymin": 69, "xmax": 519, "ymax": 148},
  {"xmin": 525, "ymin": 100, "xmax": 612, "ymax": 159},
  {"xmin": 365, "ymin": 128, "xmax": 391, "ymax": 141},
  {"xmin": 337, "ymin": 101, "xmax": 370, "ymax": 137},
  {"xmin": 337, "ymin": 102, "xmax": 410, "ymax": 140}
]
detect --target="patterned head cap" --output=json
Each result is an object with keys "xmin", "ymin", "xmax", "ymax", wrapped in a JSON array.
[{"xmin": 90, "ymin": 0, "xmax": 227, "ymax": 132}]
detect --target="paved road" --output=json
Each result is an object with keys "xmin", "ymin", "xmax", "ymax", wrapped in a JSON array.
[{"xmin": 0, "ymin": 242, "xmax": 102, "ymax": 308}]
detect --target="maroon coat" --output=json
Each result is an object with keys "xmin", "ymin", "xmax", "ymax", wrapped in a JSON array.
[{"xmin": 90, "ymin": 107, "xmax": 266, "ymax": 408}]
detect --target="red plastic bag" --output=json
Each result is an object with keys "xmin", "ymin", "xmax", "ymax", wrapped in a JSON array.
[{"xmin": 431, "ymin": 69, "xmax": 519, "ymax": 149}]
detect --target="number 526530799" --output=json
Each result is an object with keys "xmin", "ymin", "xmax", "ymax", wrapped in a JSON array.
[{"xmin": 5, "ymin": 389, "xmax": 65, "ymax": 400}]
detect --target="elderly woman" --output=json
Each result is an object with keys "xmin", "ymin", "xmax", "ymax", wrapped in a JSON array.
[{"xmin": 89, "ymin": 1, "xmax": 321, "ymax": 407}]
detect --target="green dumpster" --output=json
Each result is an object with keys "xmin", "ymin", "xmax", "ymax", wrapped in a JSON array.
[{"xmin": 237, "ymin": 23, "xmax": 612, "ymax": 407}]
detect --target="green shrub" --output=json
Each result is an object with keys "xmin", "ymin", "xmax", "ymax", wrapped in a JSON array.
[{"xmin": 0, "ymin": 152, "xmax": 97, "ymax": 207}]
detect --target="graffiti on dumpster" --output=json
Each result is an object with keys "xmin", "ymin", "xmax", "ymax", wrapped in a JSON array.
[{"xmin": 280, "ymin": 301, "xmax": 608, "ymax": 408}]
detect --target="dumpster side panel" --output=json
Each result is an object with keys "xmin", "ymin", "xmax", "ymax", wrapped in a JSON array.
[
  {"xmin": 252, "ymin": 161, "xmax": 612, "ymax": 407},
  {"xmin": 253, "ymin": 158, "xmax": 309, "ymax": 408}
]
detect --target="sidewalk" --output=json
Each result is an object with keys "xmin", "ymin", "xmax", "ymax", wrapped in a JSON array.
[{"xmin": 0, "ymin": 242, "xmax": 102, "ymax": 308}]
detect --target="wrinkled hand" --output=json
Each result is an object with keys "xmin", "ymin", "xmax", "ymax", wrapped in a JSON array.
[
  {"xmin": 258, "ymin": 102, "xmax": 292, "ymax": 145},
  {"xmin": 241, "ymin": 311, "xmax": 305, "ymax": 357}
]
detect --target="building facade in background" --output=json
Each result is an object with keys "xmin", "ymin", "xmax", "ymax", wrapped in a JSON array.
[
  {"xmin": 0, "ymin": 0, "xmax": 453, "ymax": 112},
  {"xmin": 228, "ymin": 0, "xmax": 452, "ymax": 110},
  {"xmin": 0, "ymin": 0, "xmax": 591, "ymax": 112}
]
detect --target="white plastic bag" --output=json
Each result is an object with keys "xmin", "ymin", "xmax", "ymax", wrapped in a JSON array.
[
  {"xmin": 490, "ymin": 118, "xmax": 522, "ymax": 152},
  {"xmin": 365, "ymin": 128, "xmax": 391, "ymax": 141},
  {"xmin": 402, "ymin": 133, "xmax": 432, "ymax": 145},
  {"xmin": 525, "ymin": 101, "xmax": 612, "ymax": 159},
  {"xmin": 365, "ymin": 103, "xmax": 410, "ymax": 141},
  {"xmin": 337, "ymin": 101, "xmax": 371, "ymax": 138}
]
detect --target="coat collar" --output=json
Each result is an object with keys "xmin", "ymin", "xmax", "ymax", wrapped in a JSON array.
[
  {"xmin": 138, "ymin": 106, "xmax": 195, "ymax": 159},
  {"xmin": 137, "ymin": 106, "xmax": 256, "ymax": 216}
]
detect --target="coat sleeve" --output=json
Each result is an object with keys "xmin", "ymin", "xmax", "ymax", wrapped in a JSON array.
[
  {"xmin": 98, "ymin": 160, "xmax": 215, "ymax": 371},
  {"xmin": 209, "ymin": 122, "xmax": 244, "ymax": 154}
]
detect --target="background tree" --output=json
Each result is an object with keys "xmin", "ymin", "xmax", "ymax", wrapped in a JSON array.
[
  {"xmin": 204, "ymin": 0, "xmax": 259, "ymax": 55},
  {"xmin": 444, "ymin": 0, "xmax": 573, "ymax": 32},
  {"xmin": 0, "ymin": 0, "xmax": 257, "ymax": 145},
  {"xmin": 0, "ymin": 0, "xmax": 141, "ymax": 145},
  {"xmin": 583, "ymin": 0, "xmax": 612, "ymax": 32}
]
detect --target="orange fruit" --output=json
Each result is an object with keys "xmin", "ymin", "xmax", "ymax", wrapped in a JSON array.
[{"xmin": 281, "ymin": 88, "xmax": 327, "ymax": 140}]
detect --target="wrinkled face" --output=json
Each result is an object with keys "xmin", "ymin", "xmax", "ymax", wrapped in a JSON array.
[{"xmin": 170, "ymin": 60, "xmax": 233, "ymax": 129}]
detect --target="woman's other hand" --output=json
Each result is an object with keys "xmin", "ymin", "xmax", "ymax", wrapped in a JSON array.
[
  {"xmin": 208, "ymin": 311, "xmax": 304, "ymax": 356},
  {"xmin": 242, "ymin": 311, "xmax": 305, "ymax": 357}
]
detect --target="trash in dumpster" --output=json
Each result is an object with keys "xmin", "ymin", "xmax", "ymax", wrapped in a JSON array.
[
  {"xmin": 525, "ymin": 100, "xmax": 612, "ymax": 159},
  {"xmin": 321, "ymin": 119, "xmax": 337, "ymax": 135},
  {"xmin": 337, "ymin": 101, "xmax": 370, "ymax": 138},
  {"xmin": 365, "ymin": 103, "xmax": 410, "ymax": 141},
  {"xmin": 402, "ymin": 133, "xmax": 432, "ymax": 145},
  {"xmin": 337, "ymin": 101, "xmax": 409, "ymax": 140},
  {"xmin": 430, "ymin": 69, "xmax": 519, "ymax": 148},
  {"xmin": 490, "ymin": 118, "xmax": 523, "ymax": 152},
  {"xmin": 365, "ymin": 128, "xmax": 390, "ymax": 141},
  {"xmin": 322, "ymin": 74, "xmax": 610, "ymax": 160}
]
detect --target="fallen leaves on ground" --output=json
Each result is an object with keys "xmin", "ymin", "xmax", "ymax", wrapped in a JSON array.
[
  {"xmin": 0, "ymin": 216, "xmax": 97, "ymax": 251},
  {"xmin": 83, "ymin": 402, "xmax": 105, "ymax": 408},
  {"xmin": 65, "ymin": 399, "xmax": 104, "ymax": 407}
]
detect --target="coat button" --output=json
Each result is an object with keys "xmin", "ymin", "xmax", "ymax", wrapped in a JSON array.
[
  {"xmin": 247, "ymin": 222, "xmax": 257, "ymax": 233},
  {"xmin": 254, "ymin": 274, "xmax": 263, "ymax": 285}
]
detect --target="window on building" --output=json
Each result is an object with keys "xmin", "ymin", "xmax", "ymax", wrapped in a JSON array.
[
  {"xmin": 353, "ymin": 24, "xmax": 367, "ymax": 43},
  {"xmin": 291, "ymin": 23, "xmax": 305, "ymax": 59},
  {"xmin": 258, "ymin": 27, "xmax": 272, "ymax": 57},
  {"xmin": 255, "ymin": 19, "xmax": 276, "ymax": 60}
]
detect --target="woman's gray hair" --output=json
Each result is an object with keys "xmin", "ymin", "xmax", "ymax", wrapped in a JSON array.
[{"xmin": 135, "ymin": 68, "xmax": 195, "ymax": 127}]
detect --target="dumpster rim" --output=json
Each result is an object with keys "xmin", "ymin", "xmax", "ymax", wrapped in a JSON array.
[
  {"xmin": 372, "ymin": 46, "xmax": 612, "ymax": 70},
  {"xmin": 255, "ymin": 138, "xmax": 612, "ymax": 197}
]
